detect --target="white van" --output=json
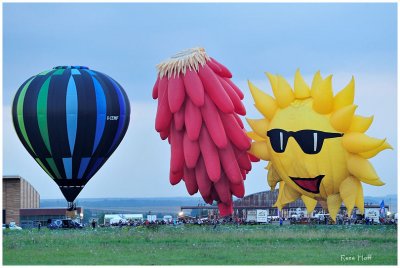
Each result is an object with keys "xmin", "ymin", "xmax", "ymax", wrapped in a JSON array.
[{"xmin": 163, "ymin": 215, "xmax": 173, "ymax": 222}]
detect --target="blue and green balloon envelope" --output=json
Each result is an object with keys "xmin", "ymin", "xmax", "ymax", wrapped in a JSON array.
[{"xmin": 12, "ymin": 66, "xmax": 130, "ymax": 203}]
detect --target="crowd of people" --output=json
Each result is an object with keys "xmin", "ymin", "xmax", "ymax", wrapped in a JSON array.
[
  {"xmin": 289, "ymin": 214, "xmax": 397, "ymax": 225},
  {"xmin": 88, "ymin": 214, "xmax": 396, "ymax": 229},
  {"xmin": 98, "ymin": 217, "xmax": 238, "ymax": 228}
]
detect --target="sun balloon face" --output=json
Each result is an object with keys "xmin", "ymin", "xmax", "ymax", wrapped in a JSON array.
[
  {"xmin": 247, "ymin": 70, "xmax": 392, "ymax": 221},
  {"xmin": 267, "ymin": 98, "xmax": 349, "ymax": 199}
]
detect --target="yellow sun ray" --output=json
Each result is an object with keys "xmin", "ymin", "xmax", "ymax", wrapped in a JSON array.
[
  {"xmin": 249, "ymin": 141, "xmax": 270, "ymax": 161},
  {"xmin": 265, "ymin": 72, "xmax": 278, "ymax": 93},
  {"xmin": 355, "ymin": 183, "xmax": 365, "ymax": 214},
  {"xmin": 348, "ymin": 115, "xmax": 374, "ymax": 133},
  {"xmin": 275, "ymin": 75, "xmax": 295, "ymax": 108},
  {"xmin": 246, "ymin": 131, "xmax": 265, "ymax": 142},
  {"xmin": 330, "ymin": 105, "xmax": 357, "ymax": 132},
  {"xmin": 273, "ymin": 181, "xmax": 300, "ymax": 210},
  {"xmin": 267, "ymin": 164, "xmax": 281, "ymax": 191},
  {"xmin": 310, "ymin": 71, "xmax": 323, "ymax": 97},
  {"xmin": 339, "ymin": 176, "xmax": 359, "ymax": 216},
  {"xmin": 342, "ymin": 133, "xmax": 385, "ymax": 153},
  {"xmin": 294, "ymin": 69, "xmax": 311, "ymax": 99},
  {"xmin": 358, "ymin": 141, "xmax": 393, "ymax": 159},
  {"xmin": 327, "ymin": 194, "xmax": 342, "ymax": 222},
  {"xmin": 313, "ymin": 75, "xmax": 334, "ymax": 114},
  {"xmin": 248, "ymin": 80, "xmax": 277, "ymax": 120},
  {"xmin": 246, "ymin": 118, "xmax": 269, "ymax": 139},
  {"xmin": 347, "ymin": 154, "xmax": 384, "ymax": 186},
  {"xmin": 301, "ymin": 195, "xmax": 318, "ymax": 214},
  {"xmin": 333, "ymin": 76, "xmax": 355, "ymax": 111}
]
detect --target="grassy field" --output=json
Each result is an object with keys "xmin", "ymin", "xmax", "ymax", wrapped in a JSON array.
[{"xmin": 3, "ymin": 224, "xmax": 397, "ymax": 265}]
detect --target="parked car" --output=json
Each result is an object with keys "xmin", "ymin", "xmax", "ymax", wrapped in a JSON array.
[
  {"xmin": 3, "ymin": 223, "xmax": 22, "ymax": 230},
  {"xmin": 47, "ymin": 219, "xmax": 83, "ymax": 229}
]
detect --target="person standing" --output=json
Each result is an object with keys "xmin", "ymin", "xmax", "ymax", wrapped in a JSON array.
[
  {"xmin": 38, "ymin": 222, "xmax": 41, "ymax": 231},
  {"xmin": 91, "ymin": 219, "xmax": 96, "ymax": 229}
]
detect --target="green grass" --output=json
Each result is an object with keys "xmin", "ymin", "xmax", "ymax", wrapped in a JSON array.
[{"xmin": 3, "ymin": 224, "xmax": 397, "ymax": 265}]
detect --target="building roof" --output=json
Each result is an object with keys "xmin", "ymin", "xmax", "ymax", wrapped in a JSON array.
[
  {"xmin": 233, "ymin": 189, "xmax": 306, "ymax": 208},
  {"xmin": 104, "ymin": 214, "xmax": 143, "ymax": 219},
  {"xmin": 233, "ymin": 190, "xmax": 389, "ymax": 210},
  {"xmin": 3, "ymin": 175, "xmax": 37, "ymax": 191},
  {"xmin": 3, "ymin": 175, "xmax": 23, "ymax": 180},
  {"xmin": 20, "ymin": 207, "xmax": 83, "ymax": 216}
]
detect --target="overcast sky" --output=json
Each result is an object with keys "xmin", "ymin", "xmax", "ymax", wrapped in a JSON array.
[{"xmin": 3, "ymin": 3, "xmax": 397, "ymax": 201}]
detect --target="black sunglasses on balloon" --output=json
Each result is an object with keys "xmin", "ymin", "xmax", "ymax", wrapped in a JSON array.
[{"xmin": 266, "ymin": 129, "xmax": 343, "ymax": 154}]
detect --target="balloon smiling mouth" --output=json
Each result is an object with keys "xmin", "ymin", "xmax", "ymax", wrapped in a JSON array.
[{"xmin": 289, "ymin": 175, "xmax": 324, "ymax": 194}]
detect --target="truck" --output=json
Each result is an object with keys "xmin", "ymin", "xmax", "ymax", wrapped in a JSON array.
[
  {"xmin": 256, "ymin": 209, "xmax": 268, "ymax": 223},
  {"xmin": 313, "ymin": 213, "xmax": 330, "ymax": 221},
  {"xmin": 246, "ymin": 210, "xmax": 257, "ymax": 223},
  {"xmin": 147, "ymin": 214, "xmax": 157, "ymax": 223},
  {"xmin": 246, "ymin": 210, "xmax": 268, "ymax": 223},
  {"xmin": 163, "ymin": 215, "xmax": 173, "ymax": 223},
  {"xmin": 47, "ymin": 219, "xmax": 83, "ymax": 229},
  {"xmin": 364, "ymin": 208, "xmax": 380, "ymax": 223}
]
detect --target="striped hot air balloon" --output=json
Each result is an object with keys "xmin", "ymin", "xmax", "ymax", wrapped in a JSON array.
[{"xmin": 12, "ymin": 66, "xmax": 130, "ymax": 204}]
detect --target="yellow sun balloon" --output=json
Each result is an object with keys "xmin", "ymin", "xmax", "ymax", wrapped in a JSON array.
[{"xmin": 247, "ymin": 70, "xmax": 392, "ymax": 221}]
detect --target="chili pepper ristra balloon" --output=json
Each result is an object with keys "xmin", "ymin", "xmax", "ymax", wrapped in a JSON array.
[
  {"xmin": 246, "ymin": 70, "xmax": 392, "ymax": 221},
  {"xmin": 12, "ymin": 66, "xmax": 130, "ymax": 204},
  {"xmin": 152, "ymin": 48, "xmax": 252, "ymax": 216}
]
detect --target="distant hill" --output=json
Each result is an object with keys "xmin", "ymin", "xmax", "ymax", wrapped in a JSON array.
[
  {"xmin": 41, "ymin": 197, "xmax": 207, "ymax": 217},
  {"xmin": 364, "ymin": 194, "xmax": 397, "ymax": 212},
  {"xmin": 41, "ymin": 194, "xmax": 397, "ymax": 214},
  {"xmin": 41, "ymin": 197, "xmax": 203, "ymax": 208}
]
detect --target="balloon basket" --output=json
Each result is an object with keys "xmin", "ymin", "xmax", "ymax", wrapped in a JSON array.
[
  {"xmin": 66, "ymin": 202, "xmax": 77, "ymax": 219},
  {"xmin": 66, "ymin": 209, "xmax": 77, "ymax": 219}
]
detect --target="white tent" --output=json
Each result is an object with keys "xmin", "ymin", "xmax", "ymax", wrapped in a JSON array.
[
  {"xmin": 104, "ymin": 214, "xmax": 144, "ymax": 224},
  {"xmin": 122, "ymin": 214, "xmax": 143, "ymax": 221}
]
